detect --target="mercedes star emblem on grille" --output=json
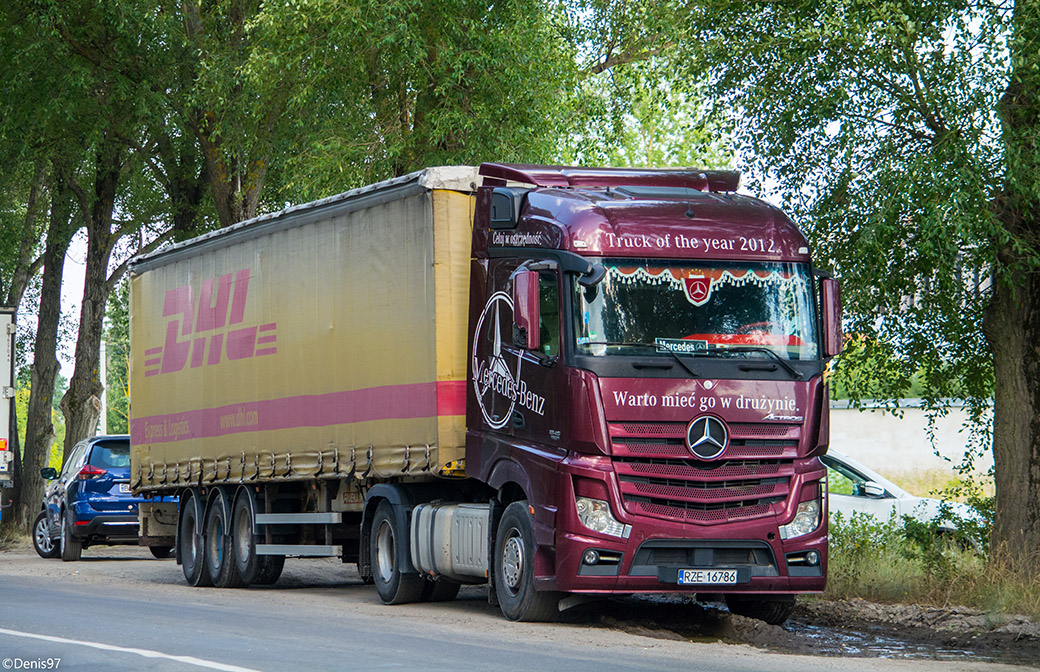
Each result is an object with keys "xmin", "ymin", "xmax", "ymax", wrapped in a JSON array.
[{"xmin": 686, "ymin": 415, "xmax": 729, "ymax": 459}]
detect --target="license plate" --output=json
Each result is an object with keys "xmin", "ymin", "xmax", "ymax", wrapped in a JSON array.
[
  {"xmin": 118, "ymin": 484, "xmax": 131, "ymax": 494},
  {"xmin": 677, "ymin": 568, "xmax": 738, "ymax": 585}
]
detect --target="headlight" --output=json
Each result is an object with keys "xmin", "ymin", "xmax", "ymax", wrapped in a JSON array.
[
  {"xmin": 779, "ymin": 499, "xmax": 821, "ymax": 540},
  {"xmin": 575, "ymin": 497, "xmax": 631, "ymax": 538}
]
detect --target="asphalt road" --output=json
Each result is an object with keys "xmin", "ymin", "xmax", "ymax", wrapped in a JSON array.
[{"xmin": 0, "ymin": 544, "xmax": 1026, "ymax": 672}]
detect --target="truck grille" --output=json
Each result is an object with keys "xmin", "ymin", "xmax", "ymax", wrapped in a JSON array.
[{"xmin": 609, "ymin": 422, "xmax": 799, "ymax": 525}]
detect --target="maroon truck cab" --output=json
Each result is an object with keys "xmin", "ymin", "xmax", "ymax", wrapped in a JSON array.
[{"xmin": 465, "ymin": 163, "xmax": 841, "ymax": 621}]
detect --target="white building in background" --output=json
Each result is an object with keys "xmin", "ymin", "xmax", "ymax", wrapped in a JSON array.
[{"xmin": 829, "ymin": 399, "xmax": 992, "ymax": 476}]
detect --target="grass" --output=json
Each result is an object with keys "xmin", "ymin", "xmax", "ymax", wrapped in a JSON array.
[{"xmin": 826, "ymin": 511, "xmax": 1040, "ymax": 621}]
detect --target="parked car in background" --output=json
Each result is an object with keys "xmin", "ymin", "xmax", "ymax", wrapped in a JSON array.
[
  {"xmin": 32, "ymin": 434, "xmax": 174, "ymax": 561},
  {"xmin": 822, "ymin": 449, "xmax": 979, "ymax": 534}
]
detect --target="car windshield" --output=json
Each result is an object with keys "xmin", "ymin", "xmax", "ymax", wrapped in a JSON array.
[
  {"xmin": 89, "ymin": 440, "xmax": 131, "ymax": 469},
  {"xmin": 573, "ymin": 260, "xmax": 819, "ymax": 361}
]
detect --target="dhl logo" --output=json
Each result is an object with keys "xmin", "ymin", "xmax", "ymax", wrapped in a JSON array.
[{"xmin": 144, "ymin": 268, "xmax": 277, "ymax": 377}]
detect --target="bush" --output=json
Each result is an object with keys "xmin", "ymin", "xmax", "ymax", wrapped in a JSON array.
[{"xmin": 826, "ymin": 507, "xmax": 1040, "ymax": 621}]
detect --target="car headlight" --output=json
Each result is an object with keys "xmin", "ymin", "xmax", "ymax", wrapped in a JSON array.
[
  {"xmin": 575, "ymin": 497, "xmax": 631, "ymax": 538},
  {"xmin": 779, "ymin": 499, "xmax": 821, "ymax": 540}
]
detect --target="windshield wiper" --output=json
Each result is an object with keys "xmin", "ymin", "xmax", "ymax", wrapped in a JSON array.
[
  {"xmin": 706, "ymin": 345, "xmax": 804, "ymax": 380},
  {"xmin": 580, "ymin": 341, "xmax": 700, "ymax": 379}
]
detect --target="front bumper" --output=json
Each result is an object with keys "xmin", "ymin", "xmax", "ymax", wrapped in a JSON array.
[{"xmin": 544, "ymin": 455, "xmax": 828, "ymax": 595}]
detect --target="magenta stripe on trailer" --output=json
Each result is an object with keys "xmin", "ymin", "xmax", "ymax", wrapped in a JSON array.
[
  {"xmin": 130, "ymin": 380, "xmax": 466, "ymax": 444},
  {"xmin": 144, "ymin": 347, "xmax": 163, "ymax": 356}
]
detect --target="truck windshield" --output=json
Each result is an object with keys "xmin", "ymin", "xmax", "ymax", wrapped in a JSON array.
[{"xmin": 573, "ymin": 260, "xmax": 819, "ymax": 361}]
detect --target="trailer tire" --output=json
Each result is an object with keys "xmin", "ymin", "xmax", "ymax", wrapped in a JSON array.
[
  {"xmin": 179, "ymin": 494, "xmax": 212, "ymax": 587},
  {"xmin": 60, "ymin": 509, "xmax": 82, "ymax": 562},
  {"xmin": 420, "ymin": 578, "xmax": 461, "ymax": 603},
  {"xmin": 33, "ymin": 511, "xmax": 59, "ymax": 559},
  {"xmin": 205, "ymin": 494, "xmax": 244, "ymax": 588},
  {"xmin": 725, "ymin": 594, "xmax": 795, "ymax": 625},
  {"xmin": 494, "ymin": 501, "xmax": 559, "ymax": 622},
  {"xmin": 370, "ymin": 501, "xmax": 424, "ymax": 604},
  {"xmin": 149, "ymin": 546, "xmax": 174, "ymax": 559},
  {"xmin": 231, "ymin": 493, "xmax": 260, "ymax": 586}
]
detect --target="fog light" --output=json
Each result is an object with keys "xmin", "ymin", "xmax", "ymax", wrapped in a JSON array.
[
  {"xmin": 806, "ymin": 550, "xmax": 820, "ymax": 566},
  {"xmin": 778, "ymin": 499, "xmax": 821, "ymax": 540},
  {"xmin": 583, "ymin": 549, "xmax": 600, "ymax": 565}
]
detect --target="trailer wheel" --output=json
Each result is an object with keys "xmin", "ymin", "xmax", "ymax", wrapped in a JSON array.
[
  {"xmin": 231, "ymin": 493, "xmax": 260, "ymax": 586},
  {"xmin": 420, "ymin": 578, "xmax": 461, "ymax": 602},
  {"xmin": 370, "ymin": 500, "xmax": 424, "ymax": 604},
  {"xmin": 494, "ymin": 501, "xmax": 559, "ymax": 622},
  {"xmin": 205, "ymin": 494, "xmax": 244, "ymax": 588},
  {"xmin": 33, "ymin": 511, "xmax": 59, "ymax": 559},
  {"xmin": 725, "ymin": 594, "xmax": 795, "ymax": 625},
  {"xmin": 179, "ymin": 494, "xmax": 212, "ymax": 587},
  {"xmin": 60, "ymin": 509, "xmax": 82, "ymax": 562}
]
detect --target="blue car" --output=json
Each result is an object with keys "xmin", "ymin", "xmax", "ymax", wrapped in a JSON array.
[{"xmin": 33, "ymin": 434, "xmax": 173, "ymax": 561}]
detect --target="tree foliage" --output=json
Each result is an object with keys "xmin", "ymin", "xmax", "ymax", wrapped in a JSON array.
[{"xmin": 684, "ymin": 0, "xmax": 1040, "ymax": 569}]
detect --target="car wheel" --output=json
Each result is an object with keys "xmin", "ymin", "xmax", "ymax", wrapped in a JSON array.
[
  {"xmin": 149, "ymin": 545, "xmax": 174, "ymax": 559},
  {"xmin": 494, "ymin": 501, "xmax": 560, "ymax": 622},
  {"xmin": 32, "ymin": 511, "xmax": 59, "ymax": 559},
  {"xmin": 60, "ymin": 509, "xmax": 82, "ymax": 562}
]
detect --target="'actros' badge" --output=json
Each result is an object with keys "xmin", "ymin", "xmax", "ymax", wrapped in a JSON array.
[{"xmin": 686, "ymin": 415, "xmax": 729, "ymax": 460}]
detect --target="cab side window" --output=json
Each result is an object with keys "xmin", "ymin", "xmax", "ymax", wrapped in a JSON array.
[{"xmin": 539, "ymin": 271, "xmax": 560, "ymax": 357}]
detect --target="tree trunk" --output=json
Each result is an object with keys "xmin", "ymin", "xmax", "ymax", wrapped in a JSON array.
[
  {"xmin": 15, "ymin": 178, "xmax": 74, "ymax": 530},
  {"xmin": 59, "ymin": 230, "xmax": 112, "ymax": 458},
  {"xmin": 60, "ymin": 137, "xmax": 122, "ymax": 459},
  {"xmin": 987, "ymin": 1, "xmax": 1040, "ymax": 571},
  {"xmin": 983, "ymin": 267, "xmax": 1040, "ymax": 572}
]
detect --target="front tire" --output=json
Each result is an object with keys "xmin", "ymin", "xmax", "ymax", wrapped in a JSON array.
[
  {"xmin": 59, "ymin": 510, "xmax": 82, "ymax": 562},
  {"xmin": 370, "ymin": 501, "xmax": 424, "ymax": 604},
  {"xmin": 33, "ymin": 511, "xmax": 59, "ymax": 559},
  {"xmin": 179, "ymin": 495, "xmax": 212, "ymax": 587},
  {"xmin": 494, "ymin": 501, "xmax": 559, "ymax": 622},
  {"xmin": 725, "ymin": 594, "xmax": 796, "ymax": 625}
]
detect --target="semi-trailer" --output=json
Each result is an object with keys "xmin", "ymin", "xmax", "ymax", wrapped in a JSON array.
[{"xmin": 130, "ymin": 163, "xmax": 842, "ymax": 623}]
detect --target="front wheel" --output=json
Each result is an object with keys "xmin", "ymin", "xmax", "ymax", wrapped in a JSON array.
[
  {"xmin": 494, "ymin": 501, "xmax": 560, "ymax": 622},
  {"xmin": 725, "ymin": 594, "xmax": 796, "ymax": 625},
  {"xmin": 370, "ymin": 501, "xmax": 424, "ymax": 604},
  {"xmin": 33, "ymin": 511, "xmax": 59, "ymax": 559}
]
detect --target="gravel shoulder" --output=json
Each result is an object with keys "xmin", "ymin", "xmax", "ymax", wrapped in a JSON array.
[{"xmin": 2, "ymin": 538, "xmax": 1036, "ymax": 669}]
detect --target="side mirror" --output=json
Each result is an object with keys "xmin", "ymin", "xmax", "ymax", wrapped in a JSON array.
[
  {"xmin": 862, "ymin": 481, "xmax": 886, "ymax": 498},
  {"xmin": 512, "ymin": 270, "xmax": 541, "ymax": 351},
  {"xmin": 820, "ymin": 277, "xmax": 842, "ymax": 357},
  {"xmin": 41, "ymin": 467, "xmax": 57, "ymax": 480}
]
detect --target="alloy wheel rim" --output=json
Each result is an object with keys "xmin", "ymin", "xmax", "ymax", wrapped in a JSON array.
[{"xmin": 35, "ymin": 517, "xmax": 53, "ymax": 554}]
